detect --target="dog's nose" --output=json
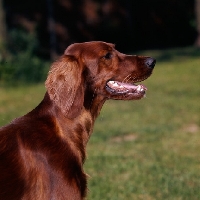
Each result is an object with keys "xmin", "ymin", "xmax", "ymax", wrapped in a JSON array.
[{"xmin": 145, "ymin": 57, "xmax": 156, "ymax": 69}]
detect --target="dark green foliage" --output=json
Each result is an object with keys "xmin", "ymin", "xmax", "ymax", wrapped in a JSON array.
[
  {"xmin": 0, "ymin": 30, "xmax": 50, "ymax": 86},
  {"xmin": 3, "ymin": 0, "xmax": 197, "ymax": 53}
]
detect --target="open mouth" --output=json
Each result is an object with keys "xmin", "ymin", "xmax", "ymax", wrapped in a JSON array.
[{"xmin": 105, "ymin": 80, "xmax": 147, "ymax": 99}]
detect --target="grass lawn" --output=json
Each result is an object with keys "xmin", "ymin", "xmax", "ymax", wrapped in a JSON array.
[{"xmin": 0, "ymin": 47, "xmax": 200, "ymax": 199}]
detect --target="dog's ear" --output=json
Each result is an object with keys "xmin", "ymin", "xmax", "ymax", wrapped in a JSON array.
[{"xmin": 45, "ymin": 55, "xmax": 84, "ymax": 118}]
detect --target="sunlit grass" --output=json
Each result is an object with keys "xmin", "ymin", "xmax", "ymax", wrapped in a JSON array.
[
  {"xmin": 0, "ymin": 47, "xmax": 199, "ymax": 199},
  {"xmin": 0, "ymin": 84, "xmax": 45, "ymax": 126}
]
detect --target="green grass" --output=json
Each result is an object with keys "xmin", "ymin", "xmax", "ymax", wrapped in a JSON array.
[
  {"xmin": 0, "ymin": 47, "xmax": 200, "ymax": 199},
  {"xmin": 0, "ymin": 84, "xmax": 46, "ymax": 125}
]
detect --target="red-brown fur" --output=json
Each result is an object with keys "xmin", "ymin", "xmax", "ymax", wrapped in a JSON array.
[{"xmin": 0, "ymin": 41, "xmax": 155, "ymax": 199}]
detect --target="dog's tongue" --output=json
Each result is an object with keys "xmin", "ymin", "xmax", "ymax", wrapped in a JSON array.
[{"xmin": 107, "ymin": 81, "xmax": 147, "ymax": 93}]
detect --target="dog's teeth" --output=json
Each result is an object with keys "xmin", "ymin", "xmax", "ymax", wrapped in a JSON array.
[
  {"xmin": 137, "ymin": 85, "xmax": 141, "ymax": 92},
  {"xmin": 136, "ymin": 85, "xmax": 146, "ymax": 92},
  {"xmin": 113, "ymin": 82, "xmax": 119, "ymax": 87}
]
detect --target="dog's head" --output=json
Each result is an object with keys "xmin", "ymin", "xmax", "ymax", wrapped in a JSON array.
[{"xmin": 45, "ymin": 41, "xmax": 156, "ymax": 117}]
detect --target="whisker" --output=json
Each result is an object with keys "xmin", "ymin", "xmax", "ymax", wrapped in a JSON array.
[
  {"xmin": 122, "ymin": 75, "xmax": 129, "ymax": 83},
  {"xmin": 122, "ymin": 74, "xmax": 132, "ymax": 83},
  {"xmin": 126, "ymin": 76, "xmax": 133, "ymax": 83}
]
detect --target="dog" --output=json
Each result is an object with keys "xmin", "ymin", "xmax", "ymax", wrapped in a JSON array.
[{"xmin": 0, "ymin": 41, "xmax": 156, "ymax": 199}]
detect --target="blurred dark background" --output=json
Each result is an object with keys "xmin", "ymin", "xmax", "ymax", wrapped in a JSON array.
[{"xmin": 0, "ymin": 0, "xmax": 200, "ymax": 84}]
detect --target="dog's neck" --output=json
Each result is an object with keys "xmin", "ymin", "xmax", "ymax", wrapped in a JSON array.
[
  {"xmin": 36, "ymin": 92, "xmax": 105, "ymax": 161},
  {"xmin": 83, "ymin": 86, "xmax": 106, "ymax": 120},
  {"xmin": 85, "ymin": 95, "xmax": 106, "ymax": 120}
]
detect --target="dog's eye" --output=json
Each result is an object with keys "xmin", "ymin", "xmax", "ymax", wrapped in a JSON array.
[{"xmin": 103, "ymin": 53, "xmax": 112, "ymax": 59}]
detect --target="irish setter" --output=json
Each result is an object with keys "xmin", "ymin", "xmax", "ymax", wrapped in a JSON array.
[{"xmin": 0, "ymin": 41, "xmax": 155, "ymax": 199}]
